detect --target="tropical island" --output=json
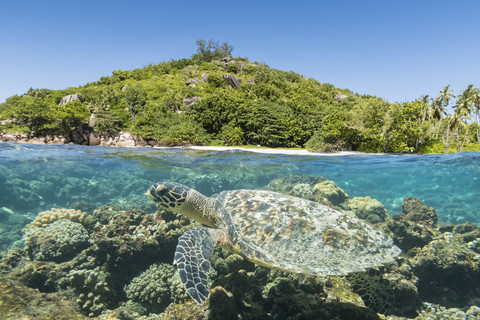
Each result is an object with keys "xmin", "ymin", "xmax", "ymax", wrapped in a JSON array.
[{"xmin": 1, "ymin": 40, "xmax": 479, "ymax": 154}]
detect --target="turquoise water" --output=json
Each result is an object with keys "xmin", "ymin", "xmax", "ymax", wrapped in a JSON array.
[{"xmin": 0, "ymin": 142, "xmax": 479, "ymax": 248}]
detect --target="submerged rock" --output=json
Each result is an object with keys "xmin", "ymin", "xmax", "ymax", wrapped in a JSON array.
[
  {"xmin": 385, "ymin": 197, "xmax": 438, "ymax": 253},
  {"xmin": 402, "ymin": 196, "xmax": 438, "ymax": 227},
  {"xmin": 411, "ymin": 224, "xmax": 480, "ymax": 308}
]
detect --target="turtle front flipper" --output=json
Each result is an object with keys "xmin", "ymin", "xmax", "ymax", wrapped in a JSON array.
[{"xmin": 174, "ymin": 226, "xmax": 221, "ymax": 304}]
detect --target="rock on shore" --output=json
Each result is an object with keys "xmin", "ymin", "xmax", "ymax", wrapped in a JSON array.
[{"xmin": 0, "ymin": 131, "xmax": 153, "ymax": 147}]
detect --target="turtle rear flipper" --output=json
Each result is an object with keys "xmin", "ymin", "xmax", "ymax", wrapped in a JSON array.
[{"xmin": 174, "ymin": 226, "xmax": 221, "ymax": 304}]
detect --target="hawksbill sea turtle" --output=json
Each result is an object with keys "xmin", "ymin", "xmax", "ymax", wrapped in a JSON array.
[{"xmin": 146, "ymin": 182, "xmax": 401, "ymax": 304}]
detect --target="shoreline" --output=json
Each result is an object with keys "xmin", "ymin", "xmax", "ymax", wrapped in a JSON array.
[
  {"xmin": 0, "ymin": 139, "xmax": 368, "ymax": 156},
  {"xmin": 0, "ymin": 132, "xmax": 390, "ymax": 156},
  {"xmin": 186, "ymin": 145, "xmax": 368, "ymax": 156}
]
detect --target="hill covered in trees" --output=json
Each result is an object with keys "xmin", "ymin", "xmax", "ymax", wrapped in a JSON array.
[{"xmin": 1, "ymin": 40, "xmax": 479, "ymax": 153}]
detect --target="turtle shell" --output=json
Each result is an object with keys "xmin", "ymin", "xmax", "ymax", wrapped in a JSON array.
[{"xmin": 213, "ymin": 190, "xmax": 400, "ymax": 275}]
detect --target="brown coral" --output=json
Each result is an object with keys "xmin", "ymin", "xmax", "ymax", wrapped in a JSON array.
[{"xmin": 24, "ymin": 208, "xmax": 86, "ymax": 231}]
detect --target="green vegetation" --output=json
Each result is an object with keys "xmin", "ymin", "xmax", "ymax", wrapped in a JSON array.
[{"xmin": 1, "ymin": 40, "xmax": 479, "ymax": 153}]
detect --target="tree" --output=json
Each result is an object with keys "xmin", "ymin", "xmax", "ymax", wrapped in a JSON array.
[
  {"xmin": 393, "ymin": 100, "xmax": 432, "ymax": 151},
  {"xmin": 192, "ymin": 39, "xmax": 233, "ymax": 62},
  {"xmin": 472, "ymin": 87, "xmax": 480, "ymax": 142},
  {"xmin": 6, "ymin": 96, "xmax": 52, "ymax": 134},
  {"xmin": 50, "ymin": 101, "xmax": 90, "ymax": 136},
  {"xmin": 437, "ymin": 85, "xmax": 455, "ymax": 109},
  {"xmin": 81, "ymin": 86, "xmax": 128, "ymax": 134},
  {"xmin": 124, "ymin": 86, "xmax": 147, "ymax": 123},
  {"xmin": 431, "ymin": 98, "xmax": 445, "ymax": 138},
  {"xmin": 419, "ymin": 95, "xmax": 430, "ymax": 123},
  {"xmin": 347, "ymin": 96, "xmax": 391, "ymax": 152},
  {"xmin": 442, "ymin": 114, "xmax": 454, "ymax": 153},
  {"xmin": 433, "ymin": 85, "xmax": 456, "ymax": 140},
  {"xmin": 454, "ymin": 86, "xmax": 474, "ymax": 151}
]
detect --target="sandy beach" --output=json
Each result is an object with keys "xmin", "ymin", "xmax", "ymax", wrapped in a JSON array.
[{"xmin": 187, "ymin": 146, "xmax": 365, "ymax": 156}]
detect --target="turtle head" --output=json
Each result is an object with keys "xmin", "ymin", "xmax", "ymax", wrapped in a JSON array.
[
  {"xmin": 147, "ymin": 182, "xmax": 218, "ymax": 227},
  {"xmin": 146, "ymin": 182, "xmax": 191, "ymax": 212}
]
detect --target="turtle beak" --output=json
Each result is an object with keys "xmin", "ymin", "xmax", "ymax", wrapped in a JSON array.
[{"xmin": 146, "ymin": 185, "xmax": 157, "ymax": 200}]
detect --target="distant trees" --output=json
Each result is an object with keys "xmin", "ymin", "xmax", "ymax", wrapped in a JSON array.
[{"xmin": 192, "ymin": 39, "xmax": 234, "ymax": 62}]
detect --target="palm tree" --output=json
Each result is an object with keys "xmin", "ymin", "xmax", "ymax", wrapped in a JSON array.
[
  {"xmin": 438, "ymin": 85, "xmax": 455, "ymax": 109},
  {"xmin": 454, "ymin": 86, "xmax": 474, "ymax": 151},
  {"xmin": 419, "ymin": 95, "xmax": 430, "ymax": 124},
  {"xmin": 472, "ymin": 87, "xmax": 480, "ymax": 142},
  {"xmin": 442, "ymin": 114, "xmax": 454, "ymax": 153},
  {"xmin": 433, "ymin": 85, "xmax": 455, "ymax": 139}
]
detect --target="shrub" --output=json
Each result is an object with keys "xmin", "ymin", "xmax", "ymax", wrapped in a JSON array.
[
  {"xmin": 418, "ymin": 139, "xmax": 446, "ymax": 154},
  {"xmin": 218, "ymin": 122, "xmax": 244, "ymax": 146},
  {"xmin": 304, "ymin": 130, "xmax": 325, "ymax": 151}
]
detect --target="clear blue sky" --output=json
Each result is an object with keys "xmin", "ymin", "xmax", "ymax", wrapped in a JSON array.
[{"xmin": 0, "ymin": 0, "xmax": 478, "ymax": 103}]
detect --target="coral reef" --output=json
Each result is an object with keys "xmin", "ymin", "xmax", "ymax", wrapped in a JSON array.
[
  {"xmin": 0, "ymin": 277, "xmax": 88, "ymax": 320},
  {"xmin": 88, "ymin": 207, "xmax": 180, "ymax": 278},
  {"xmin": 290, "ymin": 183, "xmax": 316, "ymax": 200},
  {"xmin": 23, "ymin": 219, "xmax": 90, "ymax": 262},
  {"xmin": 313, "ymin": 180, "xmax": 349, "ymax": 206},
  {"xmin": 401, "ymin": 197, "xmax": 438, "ymax": 228},
  {"xmin": 344, "ymin": 196, "xmax": 389, "ymax": 224},
  {"xmin": 125, "ymin": 263, "xmax": 188, "ymax": 314},
  {"xmin": 416, "ymin": 303, "xmax": 480, "ymax": 319},
  {"xmin": 385, "ymin": 198, "xmax": 439, "ymax": 253},
  {"xmin": 0, "ymin": 176, "xmax": 479, "ymax": 320},
  {"xmin": 61, "ymin": 267, "xmax": 114, "ymax": 317},
  {"xmin": 411, "ymin": 223, "xmax": 480, "ymax": 308},
  {"xmin": 24, "ymin": 208, "xmax": 86, "ymax": 230}
]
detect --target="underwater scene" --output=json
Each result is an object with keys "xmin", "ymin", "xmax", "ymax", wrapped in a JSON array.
[{"xmin": 0, "ymin": 142, "xmax": 479, "ymax": 319}]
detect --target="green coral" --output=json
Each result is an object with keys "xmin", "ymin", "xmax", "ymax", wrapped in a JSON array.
[{"xmin": 23, "ymin": 219, "xmax": 90, "ymax": 262}]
